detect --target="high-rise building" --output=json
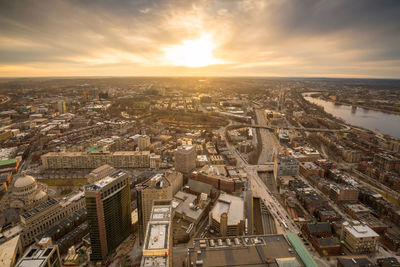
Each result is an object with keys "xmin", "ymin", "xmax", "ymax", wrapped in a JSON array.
[
  {"xmin": 137, "ymin": 135, "xmax": 151, "ymax": 151},
  {"xmin": 85, "ymin": 170, "xmax": 132, "ymax": 262},
  {"xmin": 141, "ymin": 200, "xmax": 172, "ymax": 267},
  {"xmin": 136, "ymin": 172, "xmax": 182, "ymax": 244},
  {"xmin": 83, "ymin": 91, "xmax": 88, "ymax": 102},
  {"xmin": 174, "ymin": 145, "xmax": 196, "ymax": 173},
  {"xmin": 57, "ymin": 100, "xmax": 67, "ymax": 114}
]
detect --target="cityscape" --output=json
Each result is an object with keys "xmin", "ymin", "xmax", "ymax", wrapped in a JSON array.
[{"xmin": 1, "ymin": 1, "xmax": 400, "ymax": 267}]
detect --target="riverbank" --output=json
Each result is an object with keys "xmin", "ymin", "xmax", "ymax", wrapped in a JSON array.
[
  {"xmin": 302, "ymin": 92, "xmax": 400, "ymax": 138},
  {"xmin": 310, "ymin": 94, "xmax": 400, "ymax": 116}
]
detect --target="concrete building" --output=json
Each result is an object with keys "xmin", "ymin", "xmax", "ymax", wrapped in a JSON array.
[
  {"xmin": 136, "ymin": 172, "xmax": 183, "ymax": 244},
  {"xmin": 57, "ymin": 100, "xmax": 67, "ymax": 114},
  {"xmin": 174, "ymin": 146, "xmax": 196, "ymax": 173},
  {"xmin": 141, "ymin": 200, "xmax": 172, "ymax": 267},
  {"xmin": 1, "ymin": 172, "xmax": 48, "ymax": 211},
  {"xmin": 299, "ymin": 162, "xmax": 324, "ymax": 178},
  {"xmin": 191, "ymin": 165, "xmax": 246, "ymax": 193},
  {"xmin": 15, "ymin": 238, "xmax": 61, "ymax": 267},
  {"xmin": 150, "ymin": 154, "xmax": 161, "ymax": 169},
  {"xmin": 172, "ymin": 191, "xmax": 211, "ymax": 244},
  {"xmin": 209, "ymin": 193, "xmax": 245, "ymax": 236},
  {"xmin": 0, "ymin": 235, "xmax": 22, "ymax": 267},
  {"xmin": 20, "ymin": 191, "xmax": 85, "ymax": 248},
  {"xmin": 138, "ymin": 135, "xmax": 151, "ymax": 151},
  {"xmin": 86, "ymin": 164, "xmax": 116, "ymax": 184},
  {"xmin": 340, "ymin": 221, "xmax": 379, "ymax": 254},
  {"xmin": 274, "ymin": 154, "xmax": 299, "ymax": 182},
  {"xmin": 85, "ymin": 170, "xmax": 131, "ymax": 262},
  {"xmin": 41, "ymin": 150, "xmax": 150, "ymax": 169},
  {"xmin": 188, "ymin": 235, "xmax": 304, "ymax": 267}
]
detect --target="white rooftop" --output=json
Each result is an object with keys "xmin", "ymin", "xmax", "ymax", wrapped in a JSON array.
[
  {"xmin": 211, "ymin": 193, "xmax": 244, "ymax": 225},
  {"xmin": 146, "ymin": 223, "xmax": 168, "ymax": 250},
  {"xmin": 345, "ymin": 224, "xmax": 379, "ymax": 238}
]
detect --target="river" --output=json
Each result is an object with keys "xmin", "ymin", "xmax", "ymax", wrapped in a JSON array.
[{"xmin": 303, "ymin": 93, "xmax": 400, "ymax": 138}]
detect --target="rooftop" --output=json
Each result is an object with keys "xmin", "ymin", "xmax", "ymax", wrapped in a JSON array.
[
  {"xmin": 211, "ymin": 193, "xmax": 244, "ymax": 225},
  {"xmin": 85, "ymin": 170, "xmax": 126, "ymax": 191},
  {"xmin": 21, "ymin": 198, "xmax": 58, "ymax": 220},
  {"xmin": 188, "ymin": 235, "xmax": 303, "ymax": 267},
  {"xmin": 343, "ymin": 222, "xmax": 379, "ymax": 238}
]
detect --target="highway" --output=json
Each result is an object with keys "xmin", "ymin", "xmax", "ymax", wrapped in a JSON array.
[
  {"xmin": 218, "ymin": 119, "xmax": 300, "ymax": 235},
  {"xmin": 254, "ymin": 109, "xmax": 281, "ymax": 163}
]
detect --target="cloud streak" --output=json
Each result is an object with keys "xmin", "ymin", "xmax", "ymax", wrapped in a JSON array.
[{"xmin": 0, "ymin": 0, "xmax": 399, "ymax": 77}]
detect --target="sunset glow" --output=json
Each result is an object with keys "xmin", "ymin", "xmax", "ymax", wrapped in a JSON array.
[{"xmin": 163, "ymin": 35, "xmax": 222, "ymax": 68}]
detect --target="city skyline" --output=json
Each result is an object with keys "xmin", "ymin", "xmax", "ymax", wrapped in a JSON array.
[{"xmin": 1, "ymin": 0, "xmax": 400, "ymax": 78}]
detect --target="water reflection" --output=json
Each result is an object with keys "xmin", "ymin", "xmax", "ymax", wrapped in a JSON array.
[{"xmin": 303, "ymin": 93, "xmax": 400, "ymax": 138}]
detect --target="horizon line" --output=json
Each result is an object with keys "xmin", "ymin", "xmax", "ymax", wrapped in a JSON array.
[{"xmin": 0, "ymin": 75, "xmax": 399, "ymax": 80}]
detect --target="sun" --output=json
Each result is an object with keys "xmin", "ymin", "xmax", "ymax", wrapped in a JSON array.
[{"xmin": 163, "ymin": 35, "xmax": 222, "ymax": 67}]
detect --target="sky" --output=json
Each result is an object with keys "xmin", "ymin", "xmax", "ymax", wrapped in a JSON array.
[{"xmin": 0, "ymin": 0, "xmax": 399, "ymax": 78}]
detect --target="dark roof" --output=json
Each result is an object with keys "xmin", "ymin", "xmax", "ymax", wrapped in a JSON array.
[
  {"xmin": 316, "ymin": 237, "xmax": 341, "ymax": 248},
  {"xmin": 337, "ymin": 257, "xmax": 375, "ymax": 267},
  {"xmin": 306, "ymin": 222, "xmax": 332, "ymax": 234}
]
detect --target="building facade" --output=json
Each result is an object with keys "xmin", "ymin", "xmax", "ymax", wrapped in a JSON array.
[
  {"xmin": 85, "ymin": 170, "xmax": 132, "ymax": 262},
  {"xmin": 174, "ymin": 146, "xmax": 196, "ymax": 173},
  {"xmin": 41, "ymin": 151, "xmax": 150, "ymax": 169},
  {"xmin": 136, "ymin": 172, "xmax": 183, "ymax": 244},
  {"xmin": 340, "ymin": 221, "xmax": 379, "ymax": 254}
]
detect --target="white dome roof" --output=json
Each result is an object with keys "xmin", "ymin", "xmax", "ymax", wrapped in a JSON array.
[
  {"xmin": 14, "ymin": 174, "xmax": 36, "ymax": 188},
  {"xmin": 34, "ymin": 190, "xmax": 47, "ymax": 201}
]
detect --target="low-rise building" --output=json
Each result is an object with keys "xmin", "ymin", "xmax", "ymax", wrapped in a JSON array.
[
  {"xmin": 340, "ymin": 221, "xmax": 379, "ymax": 254},
  {"xmin": 172, "ymin": 191, "xmax": 211, "ymax": 244},
  {"xmin": 15, "ymin": 238, "xmax": 61, "ymax": 267}
]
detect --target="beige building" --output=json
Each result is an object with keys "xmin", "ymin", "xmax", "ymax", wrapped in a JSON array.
[
  {"xmin": 174, "ymin": 146, "xmax": 196, "ymax": 173},
  {"xmin": 340, "ymin": 220, "xmax": 379, "ymax": 254},
  {"xmin": 141, "ymin": 200, "xmax": 172, "ymax": 267},
  {"xmin": 86, "ymin": 164, "xmax": 116, "ymax": 184},
  {"xmin": 209, "ymin": 193, "xmax": 245, "ymax": 236},
  {"xmin": 137, "ymin": 172, "xmax": 182, "ymax": 244},
  {"xmin": 19, "ymin": 191, "xmax": 85, "ymax": 247},
  {"xmin": 137, "ymin": 135, "xmax": 151, "ymax": 151},
  {"xmin": 1, "ymin": 172, "xmax": 48, "ymax": 211},
  {"xmin": 41, "ymin": 150, "xmax": 150, "ymax": 169}
]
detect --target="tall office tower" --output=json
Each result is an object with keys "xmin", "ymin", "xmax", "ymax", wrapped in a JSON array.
[
  {"xmin": 136, "ymin": 172, "xmax": 183, "ymax": 244},
  {"xmin": 174, "ymin": 145, "xmax": 196, "ymax": 173},
  {"xmin": 85, "ymin": 170, "xmax": 132, "ymax": 262}
]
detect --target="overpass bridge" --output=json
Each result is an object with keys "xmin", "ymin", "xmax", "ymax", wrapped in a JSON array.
[{"xmin": 227, "ymin": 124, "xmax": 350, "ymax": 133}]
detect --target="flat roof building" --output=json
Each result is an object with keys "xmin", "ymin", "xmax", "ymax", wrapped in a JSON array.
[
  {"xmin": 136, "ymin": 172, "xmax": 183, "ymax": 244},
  {"xmin": 209, "ymin": 193, "xmax": 245, "ymax": 236},
  {"xmin": 340, "ymin": 221, "xmax": 379, "ymax": 254},
  {"xmin": 41, "ymin": 150, "xmax": 150, "ymax": 169},
  {"xmin": 141, "ymin": 200, "xmax": 172, "ymax": 267},
  {"xmin": 85, "ymin": 170, "xmax": 132, "ymax": 262},
  {"xmin": 174, "ymin": 146, "xmax": 196, "ymax": 174},
  {"xmin": 15, "ymin": 238, "xmax": 61, "ymax": 267},
  {"xmin": 188, "ymin": 235, "xmax": 303, "ymax": 267}
]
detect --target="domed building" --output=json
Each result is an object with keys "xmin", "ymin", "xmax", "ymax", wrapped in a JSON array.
[{"xmin": 4, "ymin": 172, "xmax": 48, "ymax": 210}]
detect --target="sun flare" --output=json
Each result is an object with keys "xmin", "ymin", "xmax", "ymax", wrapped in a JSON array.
[{"xmin": 163, "ymin": 35, "xmax": 222, "ymax": 68}]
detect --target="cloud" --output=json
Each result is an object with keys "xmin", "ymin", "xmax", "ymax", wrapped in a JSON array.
[{"xmin": 0, "ymin": 0, "xmax": 399, "ymax": 77}]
